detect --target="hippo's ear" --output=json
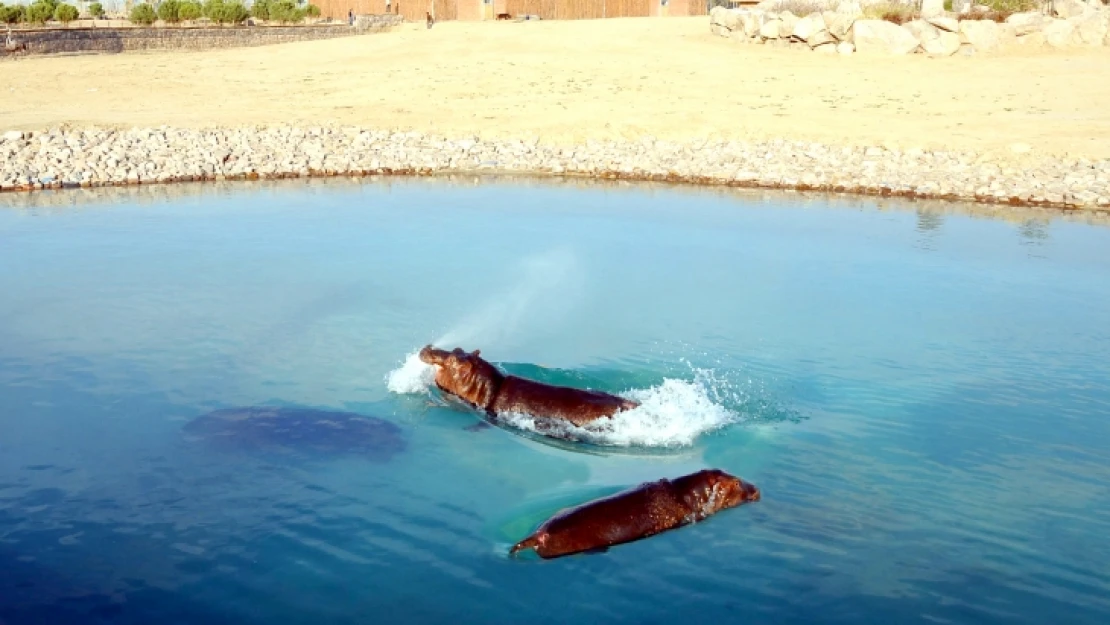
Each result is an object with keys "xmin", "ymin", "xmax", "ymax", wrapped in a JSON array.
[{"xmin": 472, "ymin": 349, "xmax": 480, "ymax": 357}]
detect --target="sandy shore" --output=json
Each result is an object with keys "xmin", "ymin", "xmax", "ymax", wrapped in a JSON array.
[{"xmin": 4, "ymin": 17, "xmax": 1110, "ymax": 162}]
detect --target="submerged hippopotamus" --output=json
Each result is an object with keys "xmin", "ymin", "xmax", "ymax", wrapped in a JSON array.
[
  {"xmin": 418, "ymin": 345, "xmax": 639, "ymax": 428},
  {"xmin": 183, "ymin": 406, "xmax": 406, "ymax": 461},
  {"xmin": 509, "ymin": 469, "xmax": 761, "ymax": 559}
]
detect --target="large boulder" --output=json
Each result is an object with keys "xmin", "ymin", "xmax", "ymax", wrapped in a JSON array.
[
  {"xmin": 928, "ymin": 30, "xmax": 962, "ymax": 56},
  {"xmin": 738, "ymin": 10, "xmax": 766, "ymax": 38},
  {"xmin": 1044, "ymin": 18, "xmax": 1081, "ymax": 47},
  {"xmin": 793, "ymin": 13, "xmax": 827, "ymax": 42},
  {"xmin": 920, "ymin": 0, "xmax": 944, "ymax": 18},
  {"xmin": 960, "ymin": 19, "xmax": 1003, "ymax": 52},
  {"xmin": 1006, "ymin": 11, "xmax": 1050, "ymax": 36},
  {"xmin": 927, "ymin": 16, "xmax": 959, "ymax": 32},
  {"xmin": 1071, "ymin": 12, "xmax": 1109, "ymax": 46},
  {"xmin": 851, "ymin": 19, "xmax": 921, "ymax": 55},
  {"xmin": 904, "ymin": 19, "xmax": 940, "ymax": 44},
  {"xmin": 719, "ymin": 8, "xmax": 744, "ymax": 32},
  {"xmin": 1052, "ymin": 0, "xmax": 1094, "ymax": 19},
  {"xmin": 760, "ymin": 18, "xmax": 783, "ymax": 39},
  {"xmin": 823, "ymin": 10, "xmax": 857, "ymax": 40},
  {"xmin": 779, "ymin": 11, "xmax": 800, "ymax": 37}
]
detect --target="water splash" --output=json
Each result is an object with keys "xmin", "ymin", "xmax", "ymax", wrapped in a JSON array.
[
  {"xmin": 385, "ymin": 350, "xmax": 435, "ymax": 395},
  {"xmin": 497, "ymin": 368, "xmax": 741, "ymax": 448}
]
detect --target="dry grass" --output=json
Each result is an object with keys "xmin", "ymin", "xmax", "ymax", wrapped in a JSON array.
[{"xmin": 862, "ymin": 2, "xmax": 918, "ymax": 25}]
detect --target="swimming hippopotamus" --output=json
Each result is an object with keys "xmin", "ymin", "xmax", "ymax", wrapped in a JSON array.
[
  {"xmin": 418, "ymin": 345, "xmax": 639, "ymax": 428},
  {"xmin": 509, "ymin": 468, "xmax": 761, "ymax": 559}
]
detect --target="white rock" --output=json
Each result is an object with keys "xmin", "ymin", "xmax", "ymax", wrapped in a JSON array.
[
  {"xmin": 1044, "ymin": 18, "xmax": 1080, "ymax": 47},
  {"xmin": 851, "ymin": 20, "xmax": 921, "ymax": 55},
  {"xmin": 1006, "ymin": 11, "xmax": 1049, "ymax": 36},
  {"xmin": 927, "ymin": 16, "xmax": 959, "ymax": 32},
  {"xmin": 1071, "ymin": 12, "xmax": 1109, "ymax": 46},
  {"xmin": 925, "ymin": 30, "xmax": 962, "ymax": 56},
  {"xmin": 808, "ymin": 29, "xmax": 836, "ymax": 47},
  {"xmin": 921, "ymin": 0, "xmax": 944, "ymax": 18},
  {"xmin": 793, "ymin": 13, "xmax": 825, "ymax": 41},
  {"xmin": 1014, "ymin": 31, "xmax": 1047, "ymax": 47},
  {"xmin": 1053, "ymin": 0, "xmax": 1093, "ymax": 19},
  {"xmin": 2, "ymin": 130, "xmax": 24, "ymax": 142},
  {"xmin": 960, "ymin": 19, "xmax": 1002, "ymax": 52},
  {"xmin": 823, "ymin": 11, "xmax": 857, "ymax": 40},
  {"xmin": 760, "ymin": 19, "xmax": 782, "ymax": 39},
  {"xmin": 904, "ymin": 19, "xmax": 940, "ymax": 45},
  {"xmin": 837, "ymin": 41, "xmax": 855, "ymax": 54},
  {"xmin": 779, "ymin": 11, "xmax": 800, "ymax": 36}
]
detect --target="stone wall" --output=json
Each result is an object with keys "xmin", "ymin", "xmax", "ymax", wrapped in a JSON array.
[
  {"xmin": 3, "ymin": 16, "xmax": 403, "ymax": 57},
  {"xmin": 709, "ymin": 1, "xmax": 1110, "ymax": 55}
]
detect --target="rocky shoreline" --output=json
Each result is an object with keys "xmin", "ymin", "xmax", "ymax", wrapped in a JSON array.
[{"xmin": 2, "ymin": 126, "xmax": 1109, "ymax": 211}]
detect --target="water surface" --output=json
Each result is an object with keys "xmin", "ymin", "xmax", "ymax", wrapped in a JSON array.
[{"xmin": 2, "ymin": 178, "xmax": 1109, "ymax": 625}]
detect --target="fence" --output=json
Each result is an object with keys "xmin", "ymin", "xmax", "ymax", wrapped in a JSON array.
[{"xmin": 314, "ymin": 0, "xmax": 459, "ymax": 20}]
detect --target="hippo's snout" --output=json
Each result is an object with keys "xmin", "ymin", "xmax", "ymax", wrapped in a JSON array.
[
  {"xmin": 740, "ymin": 479, "xmax": 761, "ymax": 503},
  {"xmin": 419, "ymin": 345, "xmax": 448, "ymax": 365}
]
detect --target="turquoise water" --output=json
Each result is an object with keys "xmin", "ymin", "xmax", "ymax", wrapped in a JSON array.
[{"xmin": 2, "ymin": 178, "xmax": 1109, "ymax": 624}]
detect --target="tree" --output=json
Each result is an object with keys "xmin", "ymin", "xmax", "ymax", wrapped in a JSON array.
[
  {"xmin": 129, "ymin": 2, "xmax": 156, "ymax": 24},
  {"xmin": 178, "ymin": 0, "xmax": 202, "ymax": 20},
  {"xmin": 88, "ymin": 2, "xmax": 105, "ymax": 17},
  {"xmin": 306, "ymin": 3, "xmax": 320, "ymax": 17},
  {"xmin": 26, "ymin": 0, "xmax": 58, "ymax": 23},
  {"xmin": 157, "ymin": 0, "xmax": 181, "ymax": 22},
  {"xmin": 251, "ymin": 0, "xmax": 270, "ymax": 20},
  {"xmin": 268, "ymin": 0, "xmax": 304, "ymax": 23},
  {"xmin": 54, "ymin": 2, "xmax": 79, "ymax": 23},
  {"xmin": 0, "ymin": 3, "xmax": 27, "ymax": 24}
]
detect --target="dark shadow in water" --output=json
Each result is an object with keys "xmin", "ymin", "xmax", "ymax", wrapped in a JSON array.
[{"xmin": 180, "ymin": 405, "xmax": 407, "ymax": 463}]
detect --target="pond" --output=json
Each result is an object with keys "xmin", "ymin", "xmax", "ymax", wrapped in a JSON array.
[{"xmin": 2, "ymin": 177, "xmax": 1109, "ymax": 625}]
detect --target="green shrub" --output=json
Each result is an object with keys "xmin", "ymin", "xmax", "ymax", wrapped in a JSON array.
[
  {"xmin": 980, "ymin": 0, "xmax": 1041, "ymax": 13},
  {"xmin": 129, "ymin": 2, "xmax": 156, "ymax": 24},
  {"xmin": 157, "ymin": 0, "xmax": 181, "ymax": 22},
  {"xmin": 0, "ymin": 3, "xmax": 25, "ymax": 24},
  {"xmin": 202, "ymin": 0, "xmax": 224, "ymax": 19},
  {"xmin": 268, "ymin": 0, "xmax": 304, "ymax": 22},
  {"xmin": 88, "ymin": 1, "xmax": 104, "ymax": 17},
  {"xmin": 26, "ymin": 0, "xmax": 57, "ymax": 23},
  {"xmin": 251, "ymin": 0, "xmax": 270, "ymax": 19},
  {"xmin": 178, "ymin": 0, "xmax": 202, "ymax": 20},
  {"xmin": 212, "ymin": 0, "xmax": 247, "ymax": 22},
  {"xmin": 306, "ymin": 3, "xmax": 320, "ymax": 17},
  {"xmin": 54, "ymin": 2, "xmax": 78, "ymax": 22}
]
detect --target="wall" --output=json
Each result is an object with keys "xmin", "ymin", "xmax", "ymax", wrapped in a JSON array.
[{"xmin": 9, "ymin": 20, "xmax": 402, "ymax": 56}]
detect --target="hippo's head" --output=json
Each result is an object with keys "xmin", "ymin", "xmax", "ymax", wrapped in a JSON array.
[
  {"xmin": 419, "ymin": 345, "xmax": 504, "ymax": 411},
  {"xmin": 675, "ymin": 469, "xmax": 761, "ymax": 519}
]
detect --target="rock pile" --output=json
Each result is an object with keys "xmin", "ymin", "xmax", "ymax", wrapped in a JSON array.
[
  {"xmin": 2, "ymin": 126, "xmax": 1108, "ymax": 210},
  {"xmin": 710, "ymin": 1, "xmax": 1110, "ymax": 55}
]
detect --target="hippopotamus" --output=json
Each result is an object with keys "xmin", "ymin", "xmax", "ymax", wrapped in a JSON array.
[
  {"xmin": 509, "ymin": 469, "xmax": 761, "ymax": 559},
  {"xmin": 418, "ymin": 345, "xmax": 639, "ymax": 428}
]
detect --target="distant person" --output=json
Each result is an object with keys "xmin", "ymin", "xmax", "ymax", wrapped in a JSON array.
[
  {"xmin": 386, "ymin": 0, "xmax": 392, "ymax": 13},
  {"xmin": 348, "ymin": 9, "xmax": 354, "ymax": 25}
]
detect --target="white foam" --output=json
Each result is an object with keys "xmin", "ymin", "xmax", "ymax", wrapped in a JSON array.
[
  {"xmin": 498, "ymin": 370, "xmax": 741, "ymax": 448},
  {"xmin": 385, "ymin": 351, "xmax": 436, "ymax": 395}
]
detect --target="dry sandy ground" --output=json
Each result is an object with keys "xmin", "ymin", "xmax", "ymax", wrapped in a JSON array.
[{"xmin": 4, "ymin": 17, "xmax": 1110, "ymax": 160}]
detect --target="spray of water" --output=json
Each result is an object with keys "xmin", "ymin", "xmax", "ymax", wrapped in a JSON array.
[{"xmin": 386, "ymin": 248, "xmax": 582, "ymax": 396}]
